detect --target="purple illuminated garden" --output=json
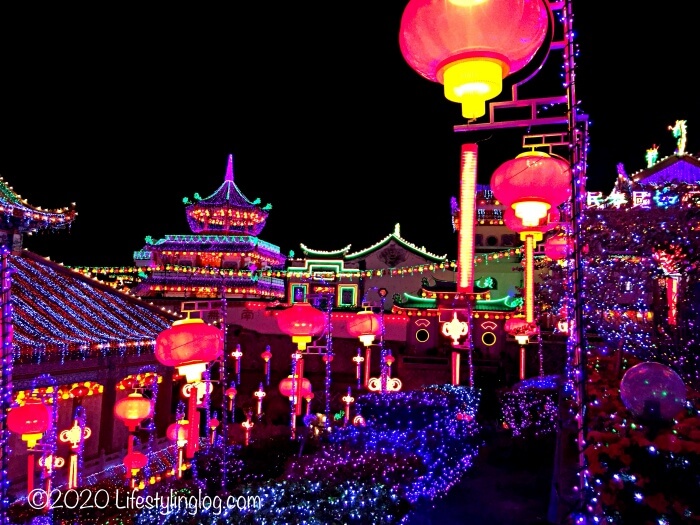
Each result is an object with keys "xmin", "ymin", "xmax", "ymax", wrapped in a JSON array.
[{"xmin": 3, "ymin": 1, "xmax": 700, "ymax": 525}]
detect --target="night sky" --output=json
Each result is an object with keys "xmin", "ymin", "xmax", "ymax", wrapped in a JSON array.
[{"xmin": 1, "ymin": 3, "xmax": 696, "ymax": 267}]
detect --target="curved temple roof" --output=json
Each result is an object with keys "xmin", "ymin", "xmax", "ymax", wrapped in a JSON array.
[{"xmin": 185, "ymin": 154, "xmax": 270, "ymax": 236}]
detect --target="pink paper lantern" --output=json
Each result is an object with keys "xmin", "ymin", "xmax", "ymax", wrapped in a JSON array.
[
  {"xmin": 276, "ymin": 302, "xmax": 326, "ymax": 350},
  {"xmin": 155, "ymin": 318, "xmax": 223, "ymax": 382},
  {"xmin": 399, "ymin": 0, "xmax": 550, "ymax": 118},
  {"xmin": 544, "ymin": 233, "xmax": 573, "ymax": 261},
  {"xmin": 491, "ymin": 151, "xmax": 571, "ymax": 226}
]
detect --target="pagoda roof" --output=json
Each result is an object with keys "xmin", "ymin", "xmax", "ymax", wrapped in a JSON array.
[
  {"xmin": 300, "ymin": 223, "xmax": 447, "ymax": 262},
  {"xmin": 0, "ymin": 175, "xmax": 76, "ymax": 234},
  {"xmin": 10, "ymin": 249, "xmax": 178, "ymax": 358},
  {"xmin": 140, "ymin": 234, "xmax": 283, "ymax": 254},
  {"xmin": 630, "ymin": 153, "xmax": 700, "ymax": 186},
  {"xmin": 185, "ymin": 154, "xmax": 270, "ymax": 236}
]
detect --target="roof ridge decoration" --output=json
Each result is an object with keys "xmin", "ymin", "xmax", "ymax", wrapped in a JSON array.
[
  {"xmin": 299, "ymin": 243, "xmax": 353, "ymax": 257},
  {"xmin": 0, "ymin": 175, "xmax": 76, "ymax": 238},
  {"xmin": 345, "ymin": 223, "xmax": 447, "ymax": 261},
  {"xmin": 184, "ymin": 154, "xmax": 271, "ymax": 236}
]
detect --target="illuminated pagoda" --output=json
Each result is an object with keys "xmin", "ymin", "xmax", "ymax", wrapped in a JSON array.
[{"xmin": 132, "ymin": 154, "xmax": 286, "ymax": 306}]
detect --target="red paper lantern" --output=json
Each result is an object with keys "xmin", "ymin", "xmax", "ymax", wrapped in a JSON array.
[
  {"xmin": 7, "ymin": 398, "xmax": 52, "ymax": 447},
  {"xmin": 123, "ymin": 451, "xmax": 148, "ymax": 473},
  {"xmin": 346, "ymin": 310, "xmax": 382, "ymax": 346},
  {"xmin": 276, "ymin": 302, "xmax": 326, "ymax": 350},
  {"xmin": 491, "ymin": 151, "xmax": 571, "ymax": 226},
  {"xmin": 114, "ymin": 392, "xmax": 153, "ymax": 432},
  {"xmin": 155, "ymin": 318, "xmax": 224, "ymax": 382},
  {"xmin": 224, "ymin": 386, "xmax": 237, "ymax": 399},
  {"xmin": 544, "ymin": 233, "xmax": 573, "ymax": 261},
  {"xmin": 504, "ymin": 315, "xmax": 538, "ymax": 344},
  {"xmin": 278, "ymin": 375, "xmax": 312, "ymax": 398},
  {"xmin": 69, "ymin": 385, "xmax": 90, "ymax": 399},
  {"xmin": 166, "ymin": 420, "xmax": 189, "ymax": 443},
  {"xmin": 399, "ymin": 0, "xmax": 549, "ymax": 118},
  {"xmin": 504, "ymin": 316, "xmax": 528, "ymax": 335}
]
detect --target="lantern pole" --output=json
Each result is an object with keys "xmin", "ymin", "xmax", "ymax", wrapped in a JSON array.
[
  {"xmin": 0, "ymin": 246, "xmax": 12, "ymax": 520},
  {"xmin": 289, "ymin": 352, "xmax": 300, "ymax": 439},
  {"xmin": 32, "ymin": 374, "xmax": 58, "ymax": 511},
  {"xmin": 378, "ymin": 290, "xmax": 388, "ymax": 394},
  {"xmin": 322, "ymin": 296, "xmax": 333, "ymax": 422}
]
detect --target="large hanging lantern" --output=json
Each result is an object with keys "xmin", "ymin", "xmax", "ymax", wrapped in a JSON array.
[
  {"xmin": 276, "ymin": 302, "xmax": 326, "ymax": 350},
  {"xmin": 544, "ymin": 232, "xmax": 573, "ymax": 261},
  {"xmin": 155, "ymin": 318, "xmax": 224, "ymax": 382},
  {"xmin": 113, "ymin": 392, "xmax": 153, "ymax": 432},
  {"xmin": 7, "ymin": 398, "xmax": 52, "ymax": 448},
  {"xmin": 346, "ymin": 310, "xmax": 382, "ymax": 346},
  {"xmin": 399, "ymin": 0, "xmax": 550, "ymax": 119},
  {"xmin": 491, "ymin": 151, "xmax": 571, "ymax": 226},
  {"xmin": 278, "ymin": 375, "xmax": 312, "ymax": 398}
]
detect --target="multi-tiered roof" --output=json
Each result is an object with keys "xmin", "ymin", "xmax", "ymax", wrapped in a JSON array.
[{"xmin": 132, "ymin": 155, "xmax": 286, "ymax": 301}]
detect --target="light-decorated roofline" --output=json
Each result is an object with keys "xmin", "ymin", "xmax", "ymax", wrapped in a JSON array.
[
  {"xmin": 345, "ymin": 223, "xmax": 446, "ymax": 261},
  {"xmin": 0, "ymin": 176, "xmax": 77, "ymax": 233},
  {"xmin": 301, "ymin": 223, "xmax": 447, "ymax": 262},
  {"xmin": 143, "ymin": 234, "xmax": 282, "ymax": 252},
  {"xmin": 300, "ymin": 243, "xmax": 352, "ymax": 257}
]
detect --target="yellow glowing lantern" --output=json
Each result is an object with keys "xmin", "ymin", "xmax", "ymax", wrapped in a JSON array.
[{"xmin": 399, "ymin": 0, "xmax": 550, "ymax": 119}]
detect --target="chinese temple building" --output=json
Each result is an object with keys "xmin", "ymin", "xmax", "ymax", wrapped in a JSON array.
[
  {"xmin": 131, "ymin": 154, "xmax": 286, "ymax": 306},
  {"xmin": 0, "ymin": 174, "xmax": 180, "ymax": 498}
]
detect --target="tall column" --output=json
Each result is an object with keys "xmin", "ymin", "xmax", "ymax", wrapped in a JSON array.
[
  {"xmin": 0, "ymin": 247, "xmax": 12, "ymax": 519},
  {"xmin": 98, "ymin": 366, "xmax": 118, "ymax": 454}
]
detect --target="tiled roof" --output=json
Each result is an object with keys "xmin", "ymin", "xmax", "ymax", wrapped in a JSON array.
[{"xmin": 9, "ymin": 250, "xmax": 179, "ymax": 362}]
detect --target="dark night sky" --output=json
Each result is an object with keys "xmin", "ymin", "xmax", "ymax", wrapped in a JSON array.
[{"xmin": 1, "ymin": 3, "xmax": 696, "ymax": 267}]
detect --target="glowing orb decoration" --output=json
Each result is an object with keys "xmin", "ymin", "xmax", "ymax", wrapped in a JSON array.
[
  {"xmin": 367, "ymin": 377, "xmax": 403, "ymax": 392},
  {"xmin": 619, "ymin": 362, "xmax": 687, "ymax": 422}
]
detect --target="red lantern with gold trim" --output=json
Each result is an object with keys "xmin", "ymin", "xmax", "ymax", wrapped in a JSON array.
[
  {"xmin": 276, "ymin": 302, "xmax": 326, "ymax": 350},
  {"xmin": 155, "ymin": 318, "xmax": 224, "ymax": 382},
  {"xmin": 114, "ymin": 393, "xmax": 153, "ymax": 432},
  {"xmin": 278, "ymin": 376, "xmax": 312, "ymax": 398},
  {"xmin": 544, "ymin": 233, "xmax": 573, "ymax": 261},
  {"xmin": 346, "ymin": 310, "xmax": 382, "ymax": 347},
  {"xmin": 123, "ymin": 451, "xmax": 148, "ymax": 475},
  {"xmin": 399, "ymin": 0, "xmax": 550, "ymax": 119},
  {"xmin": 7, "ymin": 398, "xmax": 52, "ymax": 448},
  {"xmin": 491, "ymin": 151, "xmax": 571, "ymax": 227}
]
